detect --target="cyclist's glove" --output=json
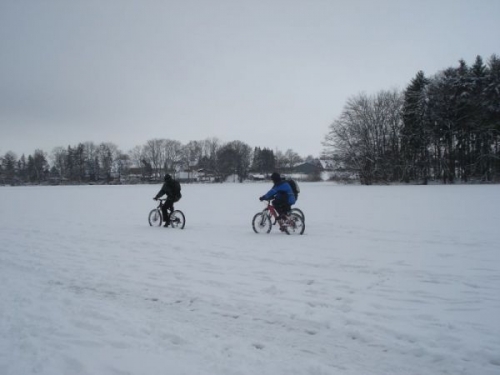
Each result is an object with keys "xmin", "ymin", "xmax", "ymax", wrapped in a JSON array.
[{"xmin": 259, "ymin": 196, "xmax": 264, "ymax": 201}]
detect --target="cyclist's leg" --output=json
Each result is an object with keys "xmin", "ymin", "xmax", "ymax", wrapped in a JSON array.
[
  {"xmin": 164, "ymin": 197, "xmax": 175, "ymax": 224},
  {"xmin": 273, "ymin": 199, "xmax": 288, "ymax": 219},
  {"xmin": 284, "ymin": 203, "xmax": 292, "ymax": 216},
  {"xmin": 160, "ymin": 203, "xmax": 169, "ymax": 222}
]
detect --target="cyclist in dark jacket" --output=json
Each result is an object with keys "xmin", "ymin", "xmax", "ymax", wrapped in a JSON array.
[
  {"xmin": 154, "ymin": 174, "xmax": 182, "ymax": 227},
  {"xmin": 259, "ymin": 172, "xmax": 296, "ymax": 218}
]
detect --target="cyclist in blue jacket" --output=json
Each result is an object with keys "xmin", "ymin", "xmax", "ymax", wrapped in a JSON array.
[{"xmin": 259, "ymin": 172, "xmax": 296, "ymax": 218}]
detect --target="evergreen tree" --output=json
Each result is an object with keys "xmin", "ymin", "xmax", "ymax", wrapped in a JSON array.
[
  {"xmin": 483, "ymin": 55, "xmax": 500, "ymax": 180},
  {"xmin": 402, "ymin": 71, "xmax": 430, "ymax": 182},
  {"xmin": 251, "ymin": 147, "xmax": 275, "ymax": 174},
  {"xmin": 1, "ymin": 151, "xmax": 17, "ymax": 184},
  {"xmin": 31, "ymin": 150, "xmax": 49, "ymax": 183},
  {"xmin": 217, "ymin": 141, "xmax": 252, "ymax": 181},
  {"xmin": 17, "ymin": 155, "xmax": 27, "ymax": 183}
]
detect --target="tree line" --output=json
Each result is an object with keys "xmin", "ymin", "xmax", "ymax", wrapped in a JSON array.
[
  {"xmin": 0, "ymin": 138, "xmax": 306, "ymax": 185},
  {"xmin": 323, "ymin": 54, "xmax": 500, "ymax": 184},
  {"xmin": 4, "ymin": 54, "xmax": 498, "ymax": 186}
]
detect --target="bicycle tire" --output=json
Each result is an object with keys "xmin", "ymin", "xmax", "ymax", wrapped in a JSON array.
[
  {"xmin": 148, "ymin": 209, "xmax": 163, "ymax": 226},
  {"xmin": 252, "ymin": 212, "xmax": 272, "ymax": 234},
  {"xmin": 283, "ymin": 212, "xmax": 305, "ymax": 235},
  {"xmin": 290, "ymin": 208, "xmax": 305, "ymax": 222},
  {"xmin": 169, "ymin": 210, "xmax": 186, "ymax": 229}
]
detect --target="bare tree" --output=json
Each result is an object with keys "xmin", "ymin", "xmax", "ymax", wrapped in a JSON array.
[
  {"xmin": 230, "ymin": 140, "xmax": 252, "ymax": 181},
  {"xmin": 283, "ymin": 149, "xmax": 303, "ymax": 172},
  {"xmin": 50, "ymin": 147, "xmax": 67, "ymax": 180},
  {"xmin": 143, "ymin": 139, "xmax": 166, "ymax": 179},
  {"xmin": 163, "ymin": 139, "xmax": 183, "ymax": 176},
  {"xmin": 182, "ymin": 141, "xmax": 203, "ymax": 181},
  {"xmin": 199, "ymin": 138, "xmax": 221, "ymax": 179},
  {"xmin": 323, "ymin": 90, "xmax": 404, "ymax": 184},
  {"xmin": 274, "ymin": 149, "xmax": 286, "ymax": 172},
  {"xmin": 114, "ymin": 152, "xmax": 130, "ymax": 182},
  {"xmin": 84, "ymin": 142, "xmax": 99, "ymax": 182},
  {"xmin": 97, "ymin": 142, "xmax": 119, "ymax": 181},
  {"xmin": 129, "ymin": 145, "xmax": 144, "ymax": 168}
]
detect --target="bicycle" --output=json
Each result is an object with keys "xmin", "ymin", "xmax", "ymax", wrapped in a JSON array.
[
  {"xmin": 148, "ymin": 198, "xmax": 186, "ymax": 229},
  {"xmin": 252, "ymin": 200, "xmax": 305, "ymax": 235}
]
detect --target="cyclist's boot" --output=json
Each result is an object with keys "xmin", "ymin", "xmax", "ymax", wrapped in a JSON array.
[
  {"xmin": 277, "ymin": 214, "xmax": 287, "ymax": 222},
  {"xmin": 163, "ymin": 220, "xmax": 170, "ymax": 227},
  {"xmin": 279, "ymin": 221, "xmax": 286, "ymax": 232}
]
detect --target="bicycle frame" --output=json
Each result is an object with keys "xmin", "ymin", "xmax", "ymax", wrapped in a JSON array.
[
  {"xmin": 260, "ymin": 200, "xmax": 283, "ymax": 226},
  {"xmin": 263, "ymin": 201, "xmax": 279, "ymax": 218},
  {"xmin": 156, "ymin": 198, "xmax": 175, "ymax": 213}
]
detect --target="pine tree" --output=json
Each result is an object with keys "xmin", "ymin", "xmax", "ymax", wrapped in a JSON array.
[{"xmin": 402, "ymin": 71, "xmax": 430, "ymax": 183}]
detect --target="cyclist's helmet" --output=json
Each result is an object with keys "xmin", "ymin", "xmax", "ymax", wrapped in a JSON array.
[
  {"xmin": 271, "ymin": 172, "xmax": 281, "ymax": 184},
  {"xmin": 164, "ymin": 174, "xmax": 172, "ymax": 182}
]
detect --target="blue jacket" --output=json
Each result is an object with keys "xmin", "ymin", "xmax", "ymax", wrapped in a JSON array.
[{"xmin": 262, "ymin": 181, "xmax": 296, "ymax": 205}]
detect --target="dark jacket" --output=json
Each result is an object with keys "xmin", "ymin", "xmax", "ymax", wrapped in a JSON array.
[
  {"xmin": 155, "ymin": 180, "xmax": 181, "ymax": 201},
  {"xmin": 261, "ymin": 180, "xmax": 296, "ymax": 205}
]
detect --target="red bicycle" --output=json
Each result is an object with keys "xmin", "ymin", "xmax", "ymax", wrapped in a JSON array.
[{"xmin": 252, "ymin": 200, "xmax": 305, "ymax": 235}]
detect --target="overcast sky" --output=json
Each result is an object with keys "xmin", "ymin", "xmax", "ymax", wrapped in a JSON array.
[{"xmin": 1, "ymin": 0, "xmax": 499, "ymax": 159}]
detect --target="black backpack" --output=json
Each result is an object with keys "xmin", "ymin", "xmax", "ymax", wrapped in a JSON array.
[{"xmin": 286, "ymin": 179, "xmax": 300, "ymax": 200}]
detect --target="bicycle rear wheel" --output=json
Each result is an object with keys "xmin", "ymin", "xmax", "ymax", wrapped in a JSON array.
[
  {"xmin": 252, "ymin": 212, "xmax": 272, "ymax": 234},
  {"xmin": 290, "ymin": 208, "xmax": 305, "ymax": 222},
  {"xmin": 148, "ymin": 209, "xmax": 163, "ymax": 226},
  {"xmin": 169, "ymin": 210, "xmax": 186, "ymax": 229},
  {"xmin": 283, "ymin": 213, "xmax": 305, "ymax": 235}
]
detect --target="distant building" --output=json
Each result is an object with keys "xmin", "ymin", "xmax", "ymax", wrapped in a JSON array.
[
  {"xmin": 248, "ymin": 174, "xmax": 266, "ymax": 181},
  {"xmin": 318, "ymin": 159, "xmax": 335, "ymax": 171},
  {"xmin": 174, "ymin": 171, "xmax": 194, "ymax": 182},
  {"xmin": 292, "ymin": 159, "xmax": 323, "ymax": 175}
]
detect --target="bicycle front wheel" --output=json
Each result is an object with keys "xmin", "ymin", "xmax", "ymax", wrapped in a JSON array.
[
  {"xmin": 283, "ymin": 213, "xmax": 305, "ymax": 235},
  {"xmin": 148, "ymin": 209, "xmax": 163, "ymax": 226},
  {"xmin": 252, "ymin": 212, "xmax": 271, "ymax": 234},
  {"xmin": 170, "ymin": 210, "xmax": 186, "ymax": 229}
]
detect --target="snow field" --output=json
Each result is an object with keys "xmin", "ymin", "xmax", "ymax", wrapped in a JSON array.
[{"xmin": 1, "ymin": 183, "xmax": 499, "ymax": 375}]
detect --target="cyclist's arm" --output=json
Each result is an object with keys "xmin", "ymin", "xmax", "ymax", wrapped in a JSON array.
[
  {"xmin": 154, "ymin": 183, "xmax": 167, "ymax": 199},
  {"xmin": 261, "ymin": 187, "xmax": 278, "ymax": 201}
]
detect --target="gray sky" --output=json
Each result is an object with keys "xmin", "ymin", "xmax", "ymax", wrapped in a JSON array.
[{"xmin": 1, "ymin": 0, "xmax": 499, "ymax": 159}]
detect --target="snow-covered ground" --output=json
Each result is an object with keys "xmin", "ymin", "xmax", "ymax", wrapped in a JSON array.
[{"xmin": 1, "ymin": 182, "xmax": 499, "ymax": 375}]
